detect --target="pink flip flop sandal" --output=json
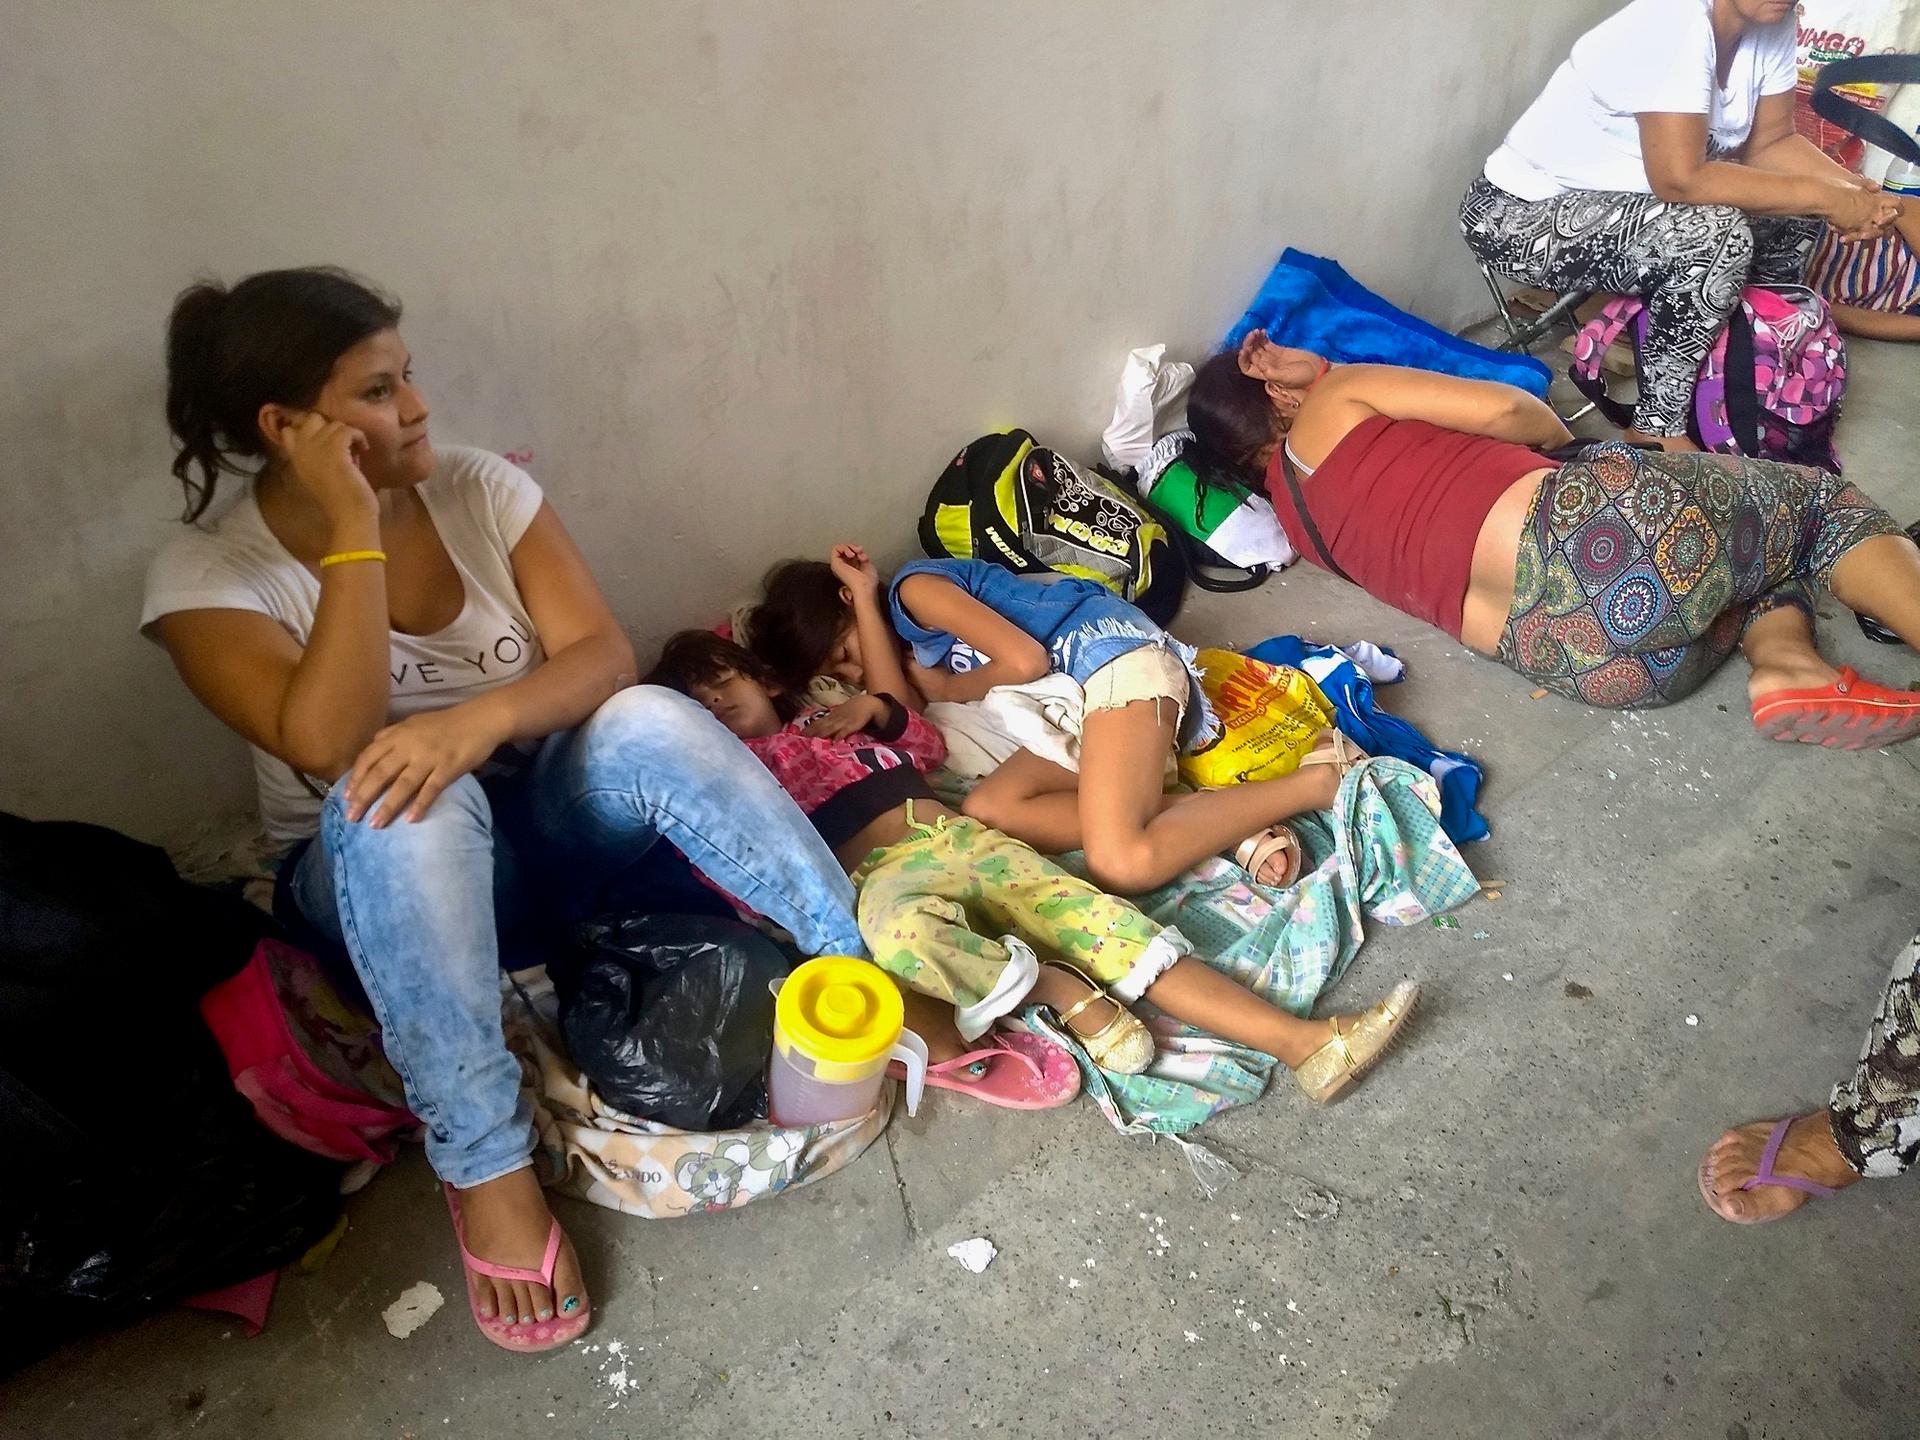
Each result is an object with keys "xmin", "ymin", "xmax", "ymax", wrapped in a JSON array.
[
  {"xmin": 1695, "ymin": 1116, "xmax": 1840, "ymax": 1226},
  {"xmin": 887, "ymin": 1030, "xmax": 1080, "ymax": 1110},
  {"xmin": 443, "ymin": 1183, "xmax": 591, "ymax": 1352},
  {"xmin": 1751, "ymin": 667, "xmax": 1920, "ymax": 749}
]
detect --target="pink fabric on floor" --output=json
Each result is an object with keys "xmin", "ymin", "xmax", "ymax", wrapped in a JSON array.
[{"xmin": 181, "ymin": 1271, "xmax": 279, "ymax": 1336}]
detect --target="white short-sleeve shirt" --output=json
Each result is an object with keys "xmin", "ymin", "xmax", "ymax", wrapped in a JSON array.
[
  {"xmin": 141, "ymin": 446, "xmax": 548, "ymax": 843},
  {"xmin": 1483, "ymin": 0, "xmax": 1799, "ymax": 202}
]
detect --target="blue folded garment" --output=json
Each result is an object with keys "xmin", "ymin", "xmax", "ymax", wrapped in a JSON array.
[
  {"xmin": 1246, "ymin": 634, "xmax": 1490, "ymax": 845},
  {"xmin": 1223, "ymin": 248, "xmax": 1551, "ymax": 399}
]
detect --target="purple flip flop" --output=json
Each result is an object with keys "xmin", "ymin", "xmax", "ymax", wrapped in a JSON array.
[{"xmin": 1697, "ymin": 1115, "xmax": 1838, "ymax": 1225}]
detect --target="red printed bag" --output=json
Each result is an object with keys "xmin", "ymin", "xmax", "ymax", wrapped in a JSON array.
[{"xmin": 199, "ymin": 939, "xmax": 416, "ymax": 1164}]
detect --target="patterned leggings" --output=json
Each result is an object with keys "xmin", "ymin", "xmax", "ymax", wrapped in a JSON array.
[
  {"xmin": 1459, "ymin": 176, "xmax": 1824, "ymax": 436},
  {"xmin": 1831, "ymin": 928, "xmax": 1920, "ymax": 1177},
  {"xmin": 1498, "ymin": 444, "xmax": 1901, "ymax": 708},
  {"xmin": 854, "ymin": 807, "xmax": 1185, "ymax": 1032}
]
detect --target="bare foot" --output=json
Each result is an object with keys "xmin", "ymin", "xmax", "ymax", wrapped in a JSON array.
[
  {"xmin": 1697, "ymin": 1113, "xmax": 1860, "ymax": 1225},
  {"xmin": 1746, "ymin": 657, "xmax": 1841, "ymax": 705},
  {"xmin": 455, "ymin": 1167, "xmax": 587, "ymax": 1327},
  {"xmin": 897, "ymin": 984, "xmax": 992, "ymax": 1082}
]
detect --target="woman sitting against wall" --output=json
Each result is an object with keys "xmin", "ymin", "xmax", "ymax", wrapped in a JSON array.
[
  {"xmin": 142, "ymin": 267, "xmax": 870, "ymax": 1354},
  {"xmin": 1187, "ymin": 336, "xmax": 1920, "ymax": 742},
  {"xmin": 1460, "ymin": 0, "xmax": 1900, "ymax": 450}
]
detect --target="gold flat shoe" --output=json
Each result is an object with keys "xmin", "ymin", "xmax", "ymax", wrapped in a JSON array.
[
  {"xmin": 1049, "ymin": 962, "xmax": 1156, "ymax": 1075},
  {"xmin": 1293, "ymin": 979, "xmax": 1419, "ymax": 1104}
]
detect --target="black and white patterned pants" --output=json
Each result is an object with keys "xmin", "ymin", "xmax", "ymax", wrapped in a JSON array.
[
  {"xmin": 1830, "ymin": 929, "xmax": 1920, "ymax": 1178},
  {"xmin": 1459, "ymin": 176, "xmax": 1824, "ymax": 437}
]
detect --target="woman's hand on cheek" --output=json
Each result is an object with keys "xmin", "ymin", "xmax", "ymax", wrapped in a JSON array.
[
  {"xmin": 275, "ymin": 412, "xmax": 380, "ymax": 528},
  {"xmin": 343, "ymin": 702, "xmax": 512, "ymax": 827}
]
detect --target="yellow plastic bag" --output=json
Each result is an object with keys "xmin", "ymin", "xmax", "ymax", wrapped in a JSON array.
[{"xmin": 1178, "ymin": 648, "xmax": 1335, "ymax": 788}]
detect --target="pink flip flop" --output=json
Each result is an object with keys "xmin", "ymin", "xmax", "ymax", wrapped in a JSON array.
[
  {"xmin": 886, "ymin": 1030, "xmax": 1080, "ymax": 1110},
  {"xmin": 1751, "ymin": 667, "xmax": 1920, "ymax": 749},
  {"xmin": 1695, "ymin": 1116, "xmax": 1840, "ymax": 1226},
  {"xmin": 443, "ymin": 1183, "xmax": 592, "ymax": 1352}
]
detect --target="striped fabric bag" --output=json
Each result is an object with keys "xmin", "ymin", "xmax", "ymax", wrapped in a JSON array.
[{"xmin": 1807, "ymin": 228, "xmax": 1920, "ymax": 315}]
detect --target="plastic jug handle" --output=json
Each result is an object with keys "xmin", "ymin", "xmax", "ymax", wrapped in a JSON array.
[{"xmin": 889, "ymin": 1029, "xmax": 929, "ymax": 1117}]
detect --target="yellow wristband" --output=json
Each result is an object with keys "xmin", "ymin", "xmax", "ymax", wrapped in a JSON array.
[{"xmin": 319, "ymin": 549, "xmax": 388, "ymax": 569}]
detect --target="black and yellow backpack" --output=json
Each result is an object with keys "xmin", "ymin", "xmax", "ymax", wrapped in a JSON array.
[{"xmin": 917, "ymin": 428, "xmax": 1187, "ymax": 626}]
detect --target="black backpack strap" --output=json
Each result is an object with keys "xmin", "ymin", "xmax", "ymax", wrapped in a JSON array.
[
  {"xmin": 1567, "ymin": 349, "xmax": 1638, "ymax": 431},
  {"xmin": 1720, "ymin": 297, "xmax": 1763, "ymax": 458},
  {"xmin": 1813, "ymin": 56, "xmax": 1920, "ymax": 166},
  {"xmin": 1277, "ymin": 445, "xmax": 1353, "ymax": 584}
]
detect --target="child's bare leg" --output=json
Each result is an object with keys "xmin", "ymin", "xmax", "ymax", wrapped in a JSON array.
[
  {"xmin": 1140, "ymin": 957, "xmax": 1333, "ymax": 1068},
  {"xmin": 959, "ymin": 749, "xmax": 1087, "ymax": 851},
  {"xmin": 1076, "ymin": 702, "xmax": 1338, "ymax": 894}
]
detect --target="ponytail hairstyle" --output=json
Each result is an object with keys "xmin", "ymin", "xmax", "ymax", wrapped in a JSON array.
[
  {"xmin": 746, "ymin": 559, "xmax": 854, "ymax": 691},
  {"xmin": 164, "ymin": 266, "xmax": 401, "ymax": 520},
  {"xmin": 1186, "ymin": 350, "xmax": 1282, "ymax": 484}
]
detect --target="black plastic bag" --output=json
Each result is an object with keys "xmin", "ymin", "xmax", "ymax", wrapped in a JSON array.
[
  {"xmin": 555, "ymin": 913, "xmax": 791, "ymax": 1130},
  {"xmin": 0, "ymin": 810, "xmax": 343, "ymax": 1372}
]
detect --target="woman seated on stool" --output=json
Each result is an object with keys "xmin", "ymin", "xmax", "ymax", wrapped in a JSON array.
[
  {"xmin": 1187, "ymin": 336, "xmax": 1920, "ymax": 743},
  {"xmin": 1460, "ymin": 0, "xmax": 1900, "ymax": 450}
]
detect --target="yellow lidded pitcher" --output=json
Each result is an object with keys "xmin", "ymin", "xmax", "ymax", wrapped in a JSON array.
[{"xmin": 767, "ymin": 957, "xmax": 926, "ymax": 1125}]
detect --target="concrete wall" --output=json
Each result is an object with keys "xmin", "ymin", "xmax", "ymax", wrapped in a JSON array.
[{"xmin": 0, "ymin": 0, "xmax": 1614, "ymax": 844}]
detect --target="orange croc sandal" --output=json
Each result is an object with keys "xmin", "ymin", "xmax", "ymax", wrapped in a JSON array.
[
  {"xmin": 444, "ymin": 1184, "xmax": 591, "ymax": 1353},
  {"xmin": 1750, "ymin": 667, "xmax": 1920, "ymax": 750}
]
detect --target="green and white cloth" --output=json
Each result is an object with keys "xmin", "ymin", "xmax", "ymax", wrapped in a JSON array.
[{"xmin": 1021, "ymin": 757, "xmax": 1478, "ymax": 1174}]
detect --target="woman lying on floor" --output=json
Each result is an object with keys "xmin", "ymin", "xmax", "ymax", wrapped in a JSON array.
[
  {"xmin": 1187, "ymin": 336, "xmax": 1920, "ymax": 743},
  {"xmin": 1700, "ymin": 924, "xmax": 1920, "ymax": 1223},
  {"xmin": 144, "ymin": 267, "xmax": 872, "ymax": 1354}
]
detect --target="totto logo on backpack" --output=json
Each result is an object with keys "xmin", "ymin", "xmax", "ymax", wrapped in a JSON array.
[
  {"xmin": 1569, "ymin": 285, "xmax": 1847, "ymax": 471},
  {"xmin": 919, "ymin": 428, "xmax": 1187, "ymax": 625}
]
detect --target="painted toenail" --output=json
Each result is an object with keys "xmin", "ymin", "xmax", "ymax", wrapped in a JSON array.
[
  {"xmin": 520, "ymin": 1314, "xmax": 534, "ymax": 1325},
  {"xmin": 561, "ymin": 1295, "xmax": 580, "ymax": 1314},
  {"xmin": 536, "ymin": 1308, "xmax": 552, "ymax": 1321}
]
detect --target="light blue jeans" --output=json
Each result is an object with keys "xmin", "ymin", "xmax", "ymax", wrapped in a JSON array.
[{"xmin": 289, "ymin": 685, "xmax": 864, "ymax": 1188}]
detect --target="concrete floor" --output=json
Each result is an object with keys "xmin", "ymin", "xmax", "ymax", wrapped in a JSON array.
[{"xmin": 6, "ymin": 341, "xmax": 1917, "ymax": 1440}]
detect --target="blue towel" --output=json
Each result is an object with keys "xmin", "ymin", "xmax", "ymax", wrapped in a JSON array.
[
  {"xmin": 1223, "ymin": 248, "xmax": 1551, "ymax": 399},
  {"xmin": 1246, "ymin": 634, "xmax": 1490, "ymax": 845}
]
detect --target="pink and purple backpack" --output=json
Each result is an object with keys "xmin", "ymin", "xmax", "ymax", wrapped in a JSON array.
[{"xmin": 1569, "ymin": 284, "xmax": 1847, "ymax": 472}]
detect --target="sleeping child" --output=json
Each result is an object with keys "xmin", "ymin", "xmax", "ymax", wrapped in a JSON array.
[{"xmin": 650, "ymin": 550, "xmax": 1417, "ymax": 1106}]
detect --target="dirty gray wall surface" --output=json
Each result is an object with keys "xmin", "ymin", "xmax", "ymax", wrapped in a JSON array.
[{"xmin": 0, "ymin": 0, "xmax": 1612, "ymax": 842}]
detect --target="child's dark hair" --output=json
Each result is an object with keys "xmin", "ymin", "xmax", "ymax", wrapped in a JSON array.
[
  {"xmin": 1186, "ymin": 350, "xmax": 1279, "ymax": 481},
  {"xmin": 648, "ymin": 630, "xmax": 799, "ymax": 720},
  {"xmin": 165, "ymin": 266, "xmax": 402, "ymax": 520},
  {"xmin": 747, "ymin": 559, "xmax": 851, "ymax": 690}
]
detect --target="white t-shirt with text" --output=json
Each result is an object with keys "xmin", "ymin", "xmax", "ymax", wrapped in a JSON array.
[
  {"xmin": 141, "ymin": 446, "xmax": 548, "ymax": 843},
  {"xmin": 1483, "ymin": 0, "xmax": 1798, "ymax": 202}
]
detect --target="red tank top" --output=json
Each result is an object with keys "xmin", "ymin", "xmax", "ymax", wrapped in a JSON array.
[{"xmin": 1265, "ymin": 416, "xmax": 1553, "ymax": 641}]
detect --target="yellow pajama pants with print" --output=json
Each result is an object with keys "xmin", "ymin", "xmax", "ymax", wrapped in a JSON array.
[{"xmin": 853, "ymin": 806, "xmax": 1185, "ymax": 1036}]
